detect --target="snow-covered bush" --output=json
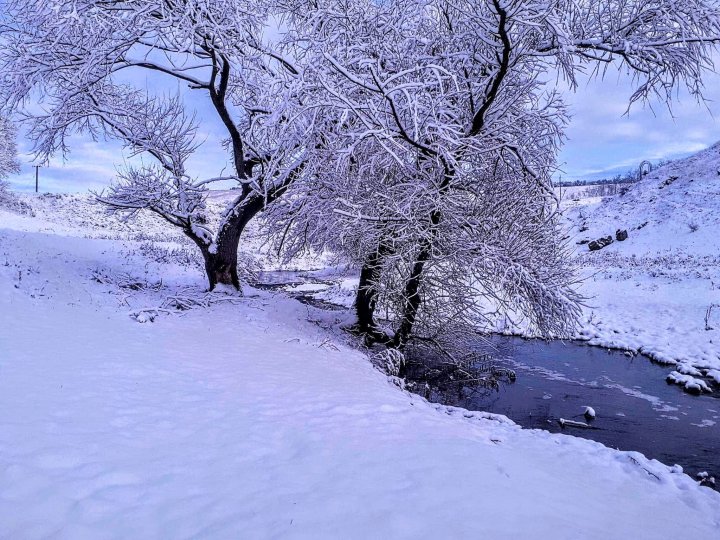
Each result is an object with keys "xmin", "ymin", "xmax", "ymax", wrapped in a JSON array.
[
  {"xmin": 0, "ymin": 181, "xmax": 33, "ymax": 216},
  {"xmin": 0, "ymin": 117, "xmax": 19, "ymax": 180},
  {"xmin": 136, "ymin": 242, "xmax": 205, "ymax": 272},
  {"xmin": 0, "ymin": 117, "xmax": 22, "ymax": 212}
]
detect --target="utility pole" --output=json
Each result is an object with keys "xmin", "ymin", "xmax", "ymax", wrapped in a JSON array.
[{"xmin": 34, "ymin": 165, "xmax": 40, "ymax": 193}]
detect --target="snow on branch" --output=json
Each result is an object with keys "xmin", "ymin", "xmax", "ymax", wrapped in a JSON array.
[
  {"xmin": 532, "ymin": 0, "xmax": 720, "ymax": 104},
  {"xmin": 0, "ymin": 117, "xmax": 20, "ymax": 179}
]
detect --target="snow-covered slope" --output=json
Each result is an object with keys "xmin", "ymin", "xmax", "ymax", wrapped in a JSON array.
[
  {"xmin": 564, "ymin": 144, "xmax": 720, "ymax": 385},
  {"xmin": 2, "ymin": 196, "xmax": 720, "ymax": 537},
  {"xmin": 0, "ymin": 191, "xmax": 232, "ymax": 242},
  {"xmin": 569, "ymin": 142, "xmax": 720, "ymax": 255},
  {"xmin": 0, "ymin": 190, "xmax": 328, "ymax": 274}
]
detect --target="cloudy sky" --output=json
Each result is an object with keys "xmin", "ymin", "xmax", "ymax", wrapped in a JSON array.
[
  {"xmin": 7, "ymin": 66, "xmax": 720, "ymax": 193},
  {"xmin": 559, "ymin": 66, "xmax": 720, "ymax": 181}
]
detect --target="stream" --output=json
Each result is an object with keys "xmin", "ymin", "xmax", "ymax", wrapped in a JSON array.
[
  {"xmin": 419, "ymin": 336, "xmax": 719, "ymax": 482},
  {"xmin": 255, "ymin": 271, "xmax": 720, "ymax": 484}
]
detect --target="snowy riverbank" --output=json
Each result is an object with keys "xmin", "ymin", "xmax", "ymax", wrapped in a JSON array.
[
  {"xmin": 2, "ymin": 194, "xmax": 720, "ymax": 537},
  {"xmin": 564, "ymin": 144, "xmax": 720, "ymax": 391}
]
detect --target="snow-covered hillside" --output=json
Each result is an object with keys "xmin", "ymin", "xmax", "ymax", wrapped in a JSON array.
[
  {"xmin": 569, "ymin": 142, "xmax": 720, "ymax": 255},
  {"xmin": 566, "ymin": 143, "xmax": 720, "ymax": 389},
  {"xmin": 2, "ymin": 194, "xmax": 720, "ymax": 537},
  {"xmin": 0, "ymin": 190, "xmax": 327, "ymax": 275}
]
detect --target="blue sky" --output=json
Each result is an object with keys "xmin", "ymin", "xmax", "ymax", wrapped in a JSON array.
[{"xmin": 7, "ymin": 67, "xmax": 720, "ymax": 193}]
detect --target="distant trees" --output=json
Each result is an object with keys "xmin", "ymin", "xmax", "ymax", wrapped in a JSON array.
[
  {"xmin": 555, "ymin": 174, "xmax": 640, "ymax": 189},
  {"xmin": 556, "ymin": 161, "xmax": 663, "ymax": 189},
  {"xmin": 2, "ymin": 0, "xmax": 720, "ymax": 349}
]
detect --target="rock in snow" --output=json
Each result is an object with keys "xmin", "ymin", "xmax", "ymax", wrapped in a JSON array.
[
  {"xmin": 666, "ymin": 371, "xmax": 712, "ymax": 395},
  {"xmin": 584, "ymin": 406, "xmax": 597, "ymax": 420},
  {"xmin": 707, "ymin": 369, "xmax": 720, "ymax": 384},
  {"xmin": 558, "ymin": 418, "xmax": 591, "ymax": 429},
  {"xmin": 588, "ymin": 235, "xmax": 614, "ymax": 251},
  {"xmin": 697, "ymin": 472, "xmax": 717, "ymax": 489}
]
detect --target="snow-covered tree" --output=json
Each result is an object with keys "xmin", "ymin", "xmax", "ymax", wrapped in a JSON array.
[
  {"xmin": 3, "ymin": 0, "xmax": 719, "ymax": 336},
  {"xmin": 266, "ymin": 0, "xmax": 720, "ymax": 350},
  {"xmin": 0, "ymin": 0, "xmax": 315, "ymax": 290},
  {"xmin": 0, "ymin": 117, "xmax": 20, "ymax": 180}
]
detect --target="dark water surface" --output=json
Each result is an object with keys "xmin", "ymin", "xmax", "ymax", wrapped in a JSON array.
[{"xmin": 432, "ymin": 336, "xmax": 720, "ymax": 481}]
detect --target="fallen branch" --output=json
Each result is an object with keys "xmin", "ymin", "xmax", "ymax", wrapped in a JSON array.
[
  {"xmin": 129, "ymin": 288, "xmax": 243, "ymax": 322},
  {"xmin": 558, "ymin": 418, "xmax": 594, "ymax": 429}
]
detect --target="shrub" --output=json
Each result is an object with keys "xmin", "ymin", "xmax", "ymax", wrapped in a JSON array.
[{"xmin": 0, "ymin": 180, "xmax": 34, "ymax": 216}]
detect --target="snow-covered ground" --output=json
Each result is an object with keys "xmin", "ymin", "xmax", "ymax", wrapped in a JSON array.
[
  {"xmin": 563, "ymin": 143, "xmax": 720, "ymax": 391},
  {"xmin": 2, "ymin": 193, "xmax": 720, "ymax": 537}
]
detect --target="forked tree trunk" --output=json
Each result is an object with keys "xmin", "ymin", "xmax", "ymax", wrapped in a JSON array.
[
  {"xmin": 355, "ymin": 241, "xmax": 393, "ymax": 344},
  {"xmin": 354, "ymin": 233, "xmax": 434, "ymax": 350},
  {"xmin": 193, "ymin": 167, "xmax": 300, "ymax": 291},
  {"xmin": 193, "ymin": 193, "xmax": 267, "ymax": 291}
]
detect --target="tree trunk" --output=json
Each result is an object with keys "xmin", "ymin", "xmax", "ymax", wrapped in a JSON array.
[
  {"xmin": 201, "ymin": 243, "xmax": 240, "ymax": 291},
  {"xmin": 392, "ymin": 162, "xmax": 453, "ymax": 349},
  {"xmin": 393, "ymin": 238, "xmax": 432, "ymax": 349},
  {"xmin": 355, "ymin": 241, "xmax": 392, "ymax": 344},
  {"xmin": 191, "ymin": 193, "xmax": 267, "ymax": 291},
  {"xmin": 194, "ymin": 165, "xmax": 302, "ymax": 291}
]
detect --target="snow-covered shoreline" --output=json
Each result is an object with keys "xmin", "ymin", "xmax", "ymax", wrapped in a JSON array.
[
  {"xmin": 8, "ymin": 186, "xmax": 720, "ymax": 379},
  {"xmin": 558, "ymin": 145, "xmax": 720, "ymax": 392}
]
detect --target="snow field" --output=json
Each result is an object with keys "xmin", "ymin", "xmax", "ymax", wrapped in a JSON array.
[{"xmin": 1, "ymin": 201, "xmax": 720, "ymax": 538}]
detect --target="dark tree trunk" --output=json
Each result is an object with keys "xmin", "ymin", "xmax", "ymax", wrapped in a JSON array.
[
  {"xmin": 392, "ymin": 238, "xmax": 432, "ymax": 349},
  {"xmin": 201, "ymin": 244, "xmax": 240, "ymax": 291},
  {"xmin": 191, "ymin": 164, "xmax": 301, "ymax": 291},
  {"xmin": 355, "ymin": 241, "xmax": 392, "ymax": 344},
  {"xmin": 387, "ymin": 239, "xmax": 434, "ymax": 379},
  {"xmin": 390, "ymin": 159, "xmax": 453, "ymax": 350},
  {"xmin": 190, "ymin": 193, "xmax": 268, "ymax": 291}
]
